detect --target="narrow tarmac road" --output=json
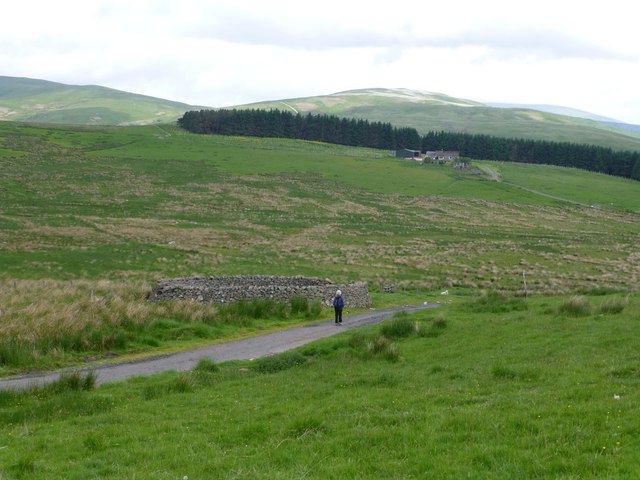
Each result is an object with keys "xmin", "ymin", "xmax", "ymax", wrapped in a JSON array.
[{"xmin": 0, "ymin": 303, "xmax": 438, "ymax": 391}]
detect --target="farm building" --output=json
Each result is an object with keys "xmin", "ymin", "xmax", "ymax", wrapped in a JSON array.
[
  {"xmin": 425, "ymin": 150, "xmax": 460, "ymax": 160},
  {"xmin": 394, "ymin": 148, "xmax": 422, "ymax": 159}
]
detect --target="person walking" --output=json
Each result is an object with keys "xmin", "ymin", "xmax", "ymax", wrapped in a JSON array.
[{"xmin": 333, "ymin": 289, "xmax": 344, "ymax": 325}]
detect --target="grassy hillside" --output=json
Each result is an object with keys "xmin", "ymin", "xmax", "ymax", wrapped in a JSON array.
[
  {"xmin": 5, "ymin": 77, "xmax": 640, "ymax": 153},
  {"xmin": 1, "ymin": 120, "xmax": 639, "ymax": 370},
  {"xmin": 235, "ymin": 88, "xmax": 640, "ymax": 151},
  {"xmin": 1, "ymin": 122, "xmax": 640, "ymax": 477},
  {"xmin": 1, "ymin": 121, "xmax": 638, "ymax": 288},
  {"xmin": 0, "ymin": 76, "xmax": 194, "ymax": 126},
  {"xmin": 487, "ymin": 101, "xmax": 619, "ymax": 122},
  {"xmin": 2, "ymin": 295, "xmax": 640, "ymax": 478}
]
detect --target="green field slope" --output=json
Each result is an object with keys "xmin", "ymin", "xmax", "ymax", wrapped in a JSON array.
[
  {"xmin": 1, "ymin": 120, "xmax": 638, "ymax": 292},
  {"xmin": 0, "ymin": 120, "xmax": 638, "ymax": 370},
  {"xmin": 5, "ymin": 77, "xmax": 640, "ymax": 153},
  {"xmin": 235, "ymin": 87, "xmax": 640, "ymax": 151},
  {"xmin": 1, "ymin": 122, "xmax": 640, "ymax": 477},
  {"xmin": 2, "ymin": 294, "xmax": 640, "ymax": 478},
  {"xmin": 0, "ymin": 76, "xmax": 195, "ymax": 125}
]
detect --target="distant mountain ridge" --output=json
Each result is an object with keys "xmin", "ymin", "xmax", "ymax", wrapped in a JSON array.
[
  {"xmin": 487, "ymin": 101, "xmax": 640, "ymax": 134},
  {"xmin": 331, "ymin": 88, "xmax": 485, "ymax": 107},
  {"xmin": 602, "ymin": 121, "xmax": 640, "ymax": 134},
  {"xmin": 2, "ymin": 77, "xmax": 640, "ymax": 151},
  {"xmin": 0, "ymin": 76, "xmax": 195, "ymax": 125},
  {"xmin": 233, "ymin": 88, "xmax": 640, "ymax": 151},
  {"xmin": 485, "ymin": 102, "xmax": 620, "ymax": 123}
]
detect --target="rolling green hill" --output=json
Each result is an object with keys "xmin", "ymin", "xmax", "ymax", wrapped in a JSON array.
[
  {"xmin": 0, "ymin": 76, "xmax": 195, "ymax": 125},
  {"xmin": 1, "ymin": 120, "xmax": 638, "ymax": 291},
  {"xmin": 1, "ymin": 118, "xmax": 639, "ymax": 373},
  {"xmin": 1, "ymin": 121, "xmax": 640, "ymax": 477},
  {"xmin": 5, "ymin": 76, "xmax": 640, "ymax": 153},
  {"xmin": 234, "ymin": 87, "xmax": 640, "ymax": 151}
]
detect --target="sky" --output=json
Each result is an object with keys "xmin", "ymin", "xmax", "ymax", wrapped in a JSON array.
[{"xmin": 2, "ymin": 0, "xmax": 640, "ymax": 123}]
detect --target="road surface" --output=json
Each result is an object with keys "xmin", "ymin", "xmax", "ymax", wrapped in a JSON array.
[{"xmin": 0, "ymin": 303, "xmax": 438, "ymax": 391}]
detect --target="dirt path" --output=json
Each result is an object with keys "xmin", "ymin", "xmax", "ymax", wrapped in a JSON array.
[
  {"xmin": 0, "ymin": 303, "xmax": 438, "ymax": 391},
  {"xmin": 475, "ymin": 163, "xmax": 589, "ymax": 206},
  {"xmin": 476, "ymin": 163, "xmax": 500, "ymax": 181},
  {"xmin": 503, "ymin": 181, "xmax": 589, "ymax": 207}
]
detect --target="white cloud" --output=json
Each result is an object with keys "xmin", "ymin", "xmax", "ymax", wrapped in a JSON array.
[{"xmin": 1, "ymin": 0, "xmax": 640, "ymax": 123}]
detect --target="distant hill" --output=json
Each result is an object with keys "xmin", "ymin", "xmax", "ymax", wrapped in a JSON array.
[
  {"xmin": 232, "ymin": 88, "xmax": 640, "ymax": 151},
  {"xmin": 485, "ymin": 102, "xmax": 619, "ymax": 122},
  {"xmin": 487, "ymin": 102, "xmax": 640, "ymax": 135},
  {"xmin": 0, "ymin": 76, "xmax": 196, "ymax": 125},
  {"xmin": 4, "ymin": 78, "xmax": 640, "ymax": 151},
  {"xmin": 602, "ymin": 121, "xmax": 640, "ymax": 134}
]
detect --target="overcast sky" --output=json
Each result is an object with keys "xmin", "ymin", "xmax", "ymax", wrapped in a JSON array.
[{"xmin": 3, "ymin": 0, "xmax": 640, "ymax": 123}]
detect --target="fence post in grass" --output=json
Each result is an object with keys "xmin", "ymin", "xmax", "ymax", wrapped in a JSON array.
[{"xmin": 522, "ymin": 271, "xmax": 528, "ymax": 298}]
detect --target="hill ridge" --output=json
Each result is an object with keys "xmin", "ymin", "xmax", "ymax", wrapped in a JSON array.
[
  {"xmin": 3, "ymin": 77, "xmax": 640, "ymax": 151},
  {"xmin": 0, "ymin": 75, "xmax": 195, "ymax": 125},
  {"xmin": 230, "ymin": 87, "xmax": 640, "ymax": 151}
]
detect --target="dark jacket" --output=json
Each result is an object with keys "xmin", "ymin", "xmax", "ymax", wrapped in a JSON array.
[{"xmin": 333, "ymin": 296, "xmax": 344, "ymax": 308}]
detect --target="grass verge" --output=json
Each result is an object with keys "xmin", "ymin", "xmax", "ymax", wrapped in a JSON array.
[
  {"xmin": 0, "ymin": 279, "xmax": 324, "ymax": 374},
  {"xmin": 2, "ymin": 293, "xmax": 638, "ymax": 478}
]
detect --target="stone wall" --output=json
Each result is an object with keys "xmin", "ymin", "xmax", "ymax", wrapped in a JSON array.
[{"xmin": 149, "ymin": 275, "xmax": 372, "ymax": 308}]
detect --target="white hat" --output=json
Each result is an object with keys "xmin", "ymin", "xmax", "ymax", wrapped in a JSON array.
[{"xmin": 336, "ymin": 290, "xmax": 342, "ymax": 296}]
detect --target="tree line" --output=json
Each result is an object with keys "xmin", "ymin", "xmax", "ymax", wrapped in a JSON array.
[
  {"xmin": 177, "ymin": 108, "xmax": 421, "ymax": 151},
  {"xmin": 422, "ymin": 131, "xmax": 640, "ymax": 180},
  {"xmin": 177, "ymin": 109, "xmax": 640, "ymax": 180}
]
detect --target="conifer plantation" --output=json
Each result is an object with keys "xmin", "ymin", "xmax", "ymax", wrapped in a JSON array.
[{"xmin": 179, "ymin": 109, "xmax": 640, "ymax": 180}]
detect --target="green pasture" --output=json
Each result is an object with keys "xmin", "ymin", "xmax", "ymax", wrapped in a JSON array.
[
  {"xmin": 496, "ymin": 162, "xmax": 640, "ymax": 211},
  {"xmin": 0, "ymin": 120, "xmax": 638, "ymax": 369},
  {"xmin": 1, "ymin": 121, "xmax": 640, "ymax": 478},
  {"xmin": 1, "ymin": 122, "xmax": 638, "ymax": 289},
  {"xmin": 1, "ymin": 294, "xmax": 639, "ymax": 478}
]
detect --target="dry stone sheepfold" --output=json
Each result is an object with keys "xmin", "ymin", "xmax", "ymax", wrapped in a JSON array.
[{"xmin": 149, "ymin": 276, "xmax": 372, "ymax": 308}]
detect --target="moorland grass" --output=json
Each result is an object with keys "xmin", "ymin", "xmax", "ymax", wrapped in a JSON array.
[
  {"xmin": 378, "ymin": 311, "xmax": 417, "ymax": 338},
  {"xmin": 1, "ymin": 119, "xmax": 639, "ymax": 477},
  {"xmin": 1, "ymin": 294, "xmax": 639, "ymax": 478},
  {"xmin": 559, "ymin": 295, "xmax": 593, "ymax": 316},
  {"xmin": 1, "ymin": 121, "xmax": 639, "ymax": 374},
  {"xmin": 498, "ymin": 162, "xmax": 640, "ymax": 212},
  {"xmin": 0, "ymin": 279, "xmax": 324, "ymax": 374},
  {"xmin": 1, "ymin": 123, "xmax": 638, "ymax": 294},
  {"xmin": 598, "ymin": 296, "xmax": 628, "ymax": 315}
]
